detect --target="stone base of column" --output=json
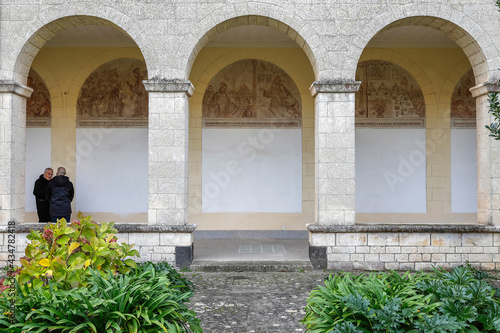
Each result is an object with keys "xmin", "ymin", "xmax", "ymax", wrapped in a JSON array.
[
  {"xmin": 176, "ymin": 244, "xmax": 194, "ymax": 268},
  {"xmin": 309, "ymin": 245, "xmax": 327, "ymax": 269}
]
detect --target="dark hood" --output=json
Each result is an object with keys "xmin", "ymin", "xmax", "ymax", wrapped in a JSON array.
[{"xmin": 51, "ymin": 175, "xmax": 70, "ymax": 187}]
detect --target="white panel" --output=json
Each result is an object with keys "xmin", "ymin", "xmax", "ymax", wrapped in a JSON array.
[
  {"xmin": 75, "ymin": 128, "xmax": 147, "ymax": 213},
  {"xmin": 25, "ymin": 128, "xmax": 52, "ymax": 212},
  {"xmin": 451, "ymin": 129, "xmax": 477, "ymax": 213},
  {"xmin": 202, "ymin": 128, "xmax": 302, "ymax": 213},
  {"xmin": 356, "ymin": 129, "xmax": 426, "ymax": 213}
]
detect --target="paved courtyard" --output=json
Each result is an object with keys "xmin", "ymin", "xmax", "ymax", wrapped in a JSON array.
[{"xmin": 183, "ymin": 271, "xmax": 330, "ymax": 333}]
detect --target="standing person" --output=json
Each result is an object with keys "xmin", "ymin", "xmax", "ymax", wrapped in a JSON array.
[
  {"xmin": 33, "ymin": 167, "xmax": 53, "ymax": 222},
  {"xmin": 46, "ymin": 166, "xmax": 74, "ymax": 222}
]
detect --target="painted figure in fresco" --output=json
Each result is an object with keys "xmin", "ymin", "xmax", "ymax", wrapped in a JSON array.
[
  {"xmin": 229, "ymin": 84, "xmax": 253, "ymax": 118},
  {"xmin": 26, "ymin": 74, "xmax": 51, "ymax": 117},
  {"xmin": 263, "ymin": 74, "xmax": 300, "ymax": 118},
  {"xmin": 202, "ymin": 85, "xmax": 214, "ymax": 117},
  {"xmin": 127, "ymin": 67, "xmax": 148, "ymax": 117},
  {"xmin": 209, "ymin": 82, "xmax": 234, "ymax": 117}
]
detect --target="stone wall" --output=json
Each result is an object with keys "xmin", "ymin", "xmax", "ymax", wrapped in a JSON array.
[
  {"xmin": 308, "ymin": 224, "xmax": 500, "ymax": 271},
  {"xmin": 1, "ymin": 223, "xmax": 196, "ymax": 269}
]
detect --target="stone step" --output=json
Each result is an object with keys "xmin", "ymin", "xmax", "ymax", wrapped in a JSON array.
[{"xmin": 190, "ymin": 260, "xmax": 314, "ymax": 272}]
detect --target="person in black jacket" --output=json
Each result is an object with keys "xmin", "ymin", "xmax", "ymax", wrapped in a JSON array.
[
  {"xmin": 33, "ymin": 167, "xmax": 53, "ymax": 222},
  {"xmin": 46, "ymin": 166, "xmax": 74, "ymax": 222}
]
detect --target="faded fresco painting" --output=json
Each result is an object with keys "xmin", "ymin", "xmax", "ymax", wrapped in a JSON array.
[
  {"xmin": 355, "ymin": 60, "xmax": 425, "ymax": 128},
  {"xmin": 202, "ymin": 59, "xmax": 301, "ymax": 128},
  {"xmin": 451, "ymin": 69, "xmax": 476, "ymax": 128},
  {"xmin": 77, "ymin": 58, "xmax": 147, "ymax": 127},
  {"xmin": 26, "ymin": 69, "xmax": 51, "ymax": 127}
]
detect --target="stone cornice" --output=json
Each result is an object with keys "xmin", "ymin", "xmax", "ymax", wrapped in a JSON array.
[
  {"xmin": 143, "ymin": 79, "xmax": 194, "ymax": 97},
  {"xmin": 9, "ymin": 223, "xmax": 197, "ymax": 233},
  {"xmin": 310, "ymin": 80, "xmax": 361, "ymax": 97},
  {"xmin": 307, "ymin": 223, "xmax": 500, "ymax": 233},
  {"xmin": 0, "ymin": 81, "xmax": 33, "ymax": 98},
  {"xmin": 470, "ymin": 81, "xmax": 500, "ymax": 98}
]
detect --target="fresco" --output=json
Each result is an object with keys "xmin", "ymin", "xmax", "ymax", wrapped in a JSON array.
[
  {"xmin": 451, "ymin": 69, "xmax": 476, "ymax": 128},
  {"xmin": 355, "ymin": 60, "xmax": 425, "ymax": 127},
  {"xmin": 77, "ymin": 58, "xmax": 147, "ymax": 127},
  {"xmin": 202, "ymin": 59, "xmax": 301, "ymax": 128},
  {"xmin": 26, "ymin": 69, "xmax": 51, "ymax": 127}
]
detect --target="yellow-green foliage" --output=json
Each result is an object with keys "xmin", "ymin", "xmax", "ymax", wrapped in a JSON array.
[{"xmin": 18, "ymin": 213, "xmax": 139, "ymax": 289}]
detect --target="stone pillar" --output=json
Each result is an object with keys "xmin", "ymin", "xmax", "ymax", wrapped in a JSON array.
[
  {"xmin": 143, "ymin": 79, "xmax": 196, "ymax": 266},
  {"xmin": 471, "ymin": 82, "xmax": 500, "ymax": 225},
  {"xmin": 308, "ymin": 80, "xmax": 360, "ymax": 268},
  {"xmin": 0, "ymin": 81, "xmax": 32, "ymax": 225}
]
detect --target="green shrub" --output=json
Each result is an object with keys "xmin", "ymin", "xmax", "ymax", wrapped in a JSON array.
[
  {"xmin": 0, "ymin": 265, "xmax": 201, "ymax": 333},
  {"xmin": 303, "ymin": 265, "xmax": 500, "ymax": 333},
  {"xmin": 136, "ymin": 261, "xmax": 194, "ymax": 295},
  {"xmin": 17, "ymin": 213, "xmax": 139, "ymax": 289},
  {"xmin": 303, "ymin": 270, "xmax": 436, "ymax": 332}
]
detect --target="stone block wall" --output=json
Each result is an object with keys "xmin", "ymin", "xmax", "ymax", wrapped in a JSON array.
[
  {"xmin": 308, "ymin": 224, "xmax": 500, "ymax": 271},
  {"xmin": 1, "ymin": 223, "xmax": 196, "ymax": 269}
]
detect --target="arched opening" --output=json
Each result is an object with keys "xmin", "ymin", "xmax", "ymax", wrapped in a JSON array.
[
  {"xmin": 187, "ymin": 18, "xmax": 316, "ymax": 265},
  {"xmin": 355, "ymin": 18, "xmax": 481, "ymax": 224},
  {"xmin": 22, "ymin": 16, "xmax": 148, "ymax": 223}
]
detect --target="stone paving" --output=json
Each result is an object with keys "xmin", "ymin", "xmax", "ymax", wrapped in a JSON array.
[{"xmin": 182, "ymin": 271, "xmax": 331, "ymax": 333}]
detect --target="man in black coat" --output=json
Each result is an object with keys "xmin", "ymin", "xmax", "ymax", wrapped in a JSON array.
[
  {"xmin": 33, "ymin": 167, "xmax": 53, "ymax": 222},
  {"xmin": 46, "ymin": 166, "xmax": 74, "ymax": 223}
]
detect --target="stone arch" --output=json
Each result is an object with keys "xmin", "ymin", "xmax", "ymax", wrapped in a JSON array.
[
  {"xmin": 10, "ymin": 14, "xmax": 150, "ymax": 84},
  {"xmin": 350, "ymin": 13, "xmax": 497, "ymax": 85},
  {"xmin": 183, "ymin": 14, "xmax": 324, "ymax": 81}
]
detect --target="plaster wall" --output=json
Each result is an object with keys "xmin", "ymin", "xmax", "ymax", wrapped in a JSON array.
[
  {"xmin": 188, "ymin": 47, "xmax": 315, "ymax": 230},
  {"xmin": 25, "ymin": 47, "xmax": 146, "ymax": 222},
  {"xmin": 357, "ymin": 47, "xmax": 477, "ymax": 224},
  {"xmin": 25, "ymin": 128, "xmax": 51, "ymax": 216}
]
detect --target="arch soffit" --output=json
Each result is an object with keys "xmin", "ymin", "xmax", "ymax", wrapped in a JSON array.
[
  {"xmin": 358, "ymin": 49, "xmax": 436, "ymax": 106},
  {"xmin": 11, "ymin": 10, "xmax": 151, "ymax": 84},
  {"xmin": 183, "ymin": 12, "xmax": 324, "ymax": 81},
  {"xmin": 349, "ymin": 7, "xmax": 497, "ymax": 85}
]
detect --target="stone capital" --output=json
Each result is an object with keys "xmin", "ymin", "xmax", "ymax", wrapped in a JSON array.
[
  {"xmin": 470, "ymin": 81, "xmax": 500, "ymax": 98},
  {"xmin": 310, "ymin": 80, "xmax": 361, "ymax": 97},
  {"xmin": 0, "ymin": 80, "xmax": 33, "ymax": 98},
  {"xmin": 143, "ymin": 79, "xmax": 194, "ymax": 97}
]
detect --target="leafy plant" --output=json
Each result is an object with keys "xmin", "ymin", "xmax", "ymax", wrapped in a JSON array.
[
  {"xmin": 0, "ymin": 266, "xmax": 201, "ymax": 333},
  {"xmin": 303, "ymin": 265, "xmax": 500, "ymax": 333},
  {"xmin": 302, "ymin": 270, "xmax": 435, "ymax": 333},
  {"xmin": 17, "ymin": 213, "xmax": 139, "ymax": 289},
  {"xmin": 136, "ymin": 261, "xmax": 194, "ymax": 295}
]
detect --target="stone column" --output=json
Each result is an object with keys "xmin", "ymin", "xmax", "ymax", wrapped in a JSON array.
[
  {"xmin": 0, "ymin": 81, "xmax": 32, "ymax": 225},
  {"xmin": 143, "ymin": 79, "xmax": 196, "ymax": 267},
  {"xmin": 471, "ymin": 82, "xmax": 500, "ymax": 225},
  {"xmin": 308, "ymin": 80, "xmax": 360, "ymax": 268}
]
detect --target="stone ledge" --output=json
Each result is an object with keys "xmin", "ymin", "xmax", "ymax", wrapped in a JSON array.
[
  {"xmin": 6, "ymin": 223, "xmax": 197, "ymax": 233},
  {"xmin": 306, "ymin": 223, "xmax": 500, "ymax": 233}
]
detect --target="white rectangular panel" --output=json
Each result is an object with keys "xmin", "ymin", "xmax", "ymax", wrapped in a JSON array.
[
  {"xmin": 202, "ymin": 128, "xmax": 302, "ymax": 213},
  {"xmin": 451, "ymin": 129, "xmax": 477, "ymax": 213},
  {"xmin": 356, "ymin": 129, "xmax": 426, "ymax": 213}
]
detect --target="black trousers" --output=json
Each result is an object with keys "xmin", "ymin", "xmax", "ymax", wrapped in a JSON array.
[{"xmin": 36, "ymin": 199, "xmax": 50, "ymax": 222}]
